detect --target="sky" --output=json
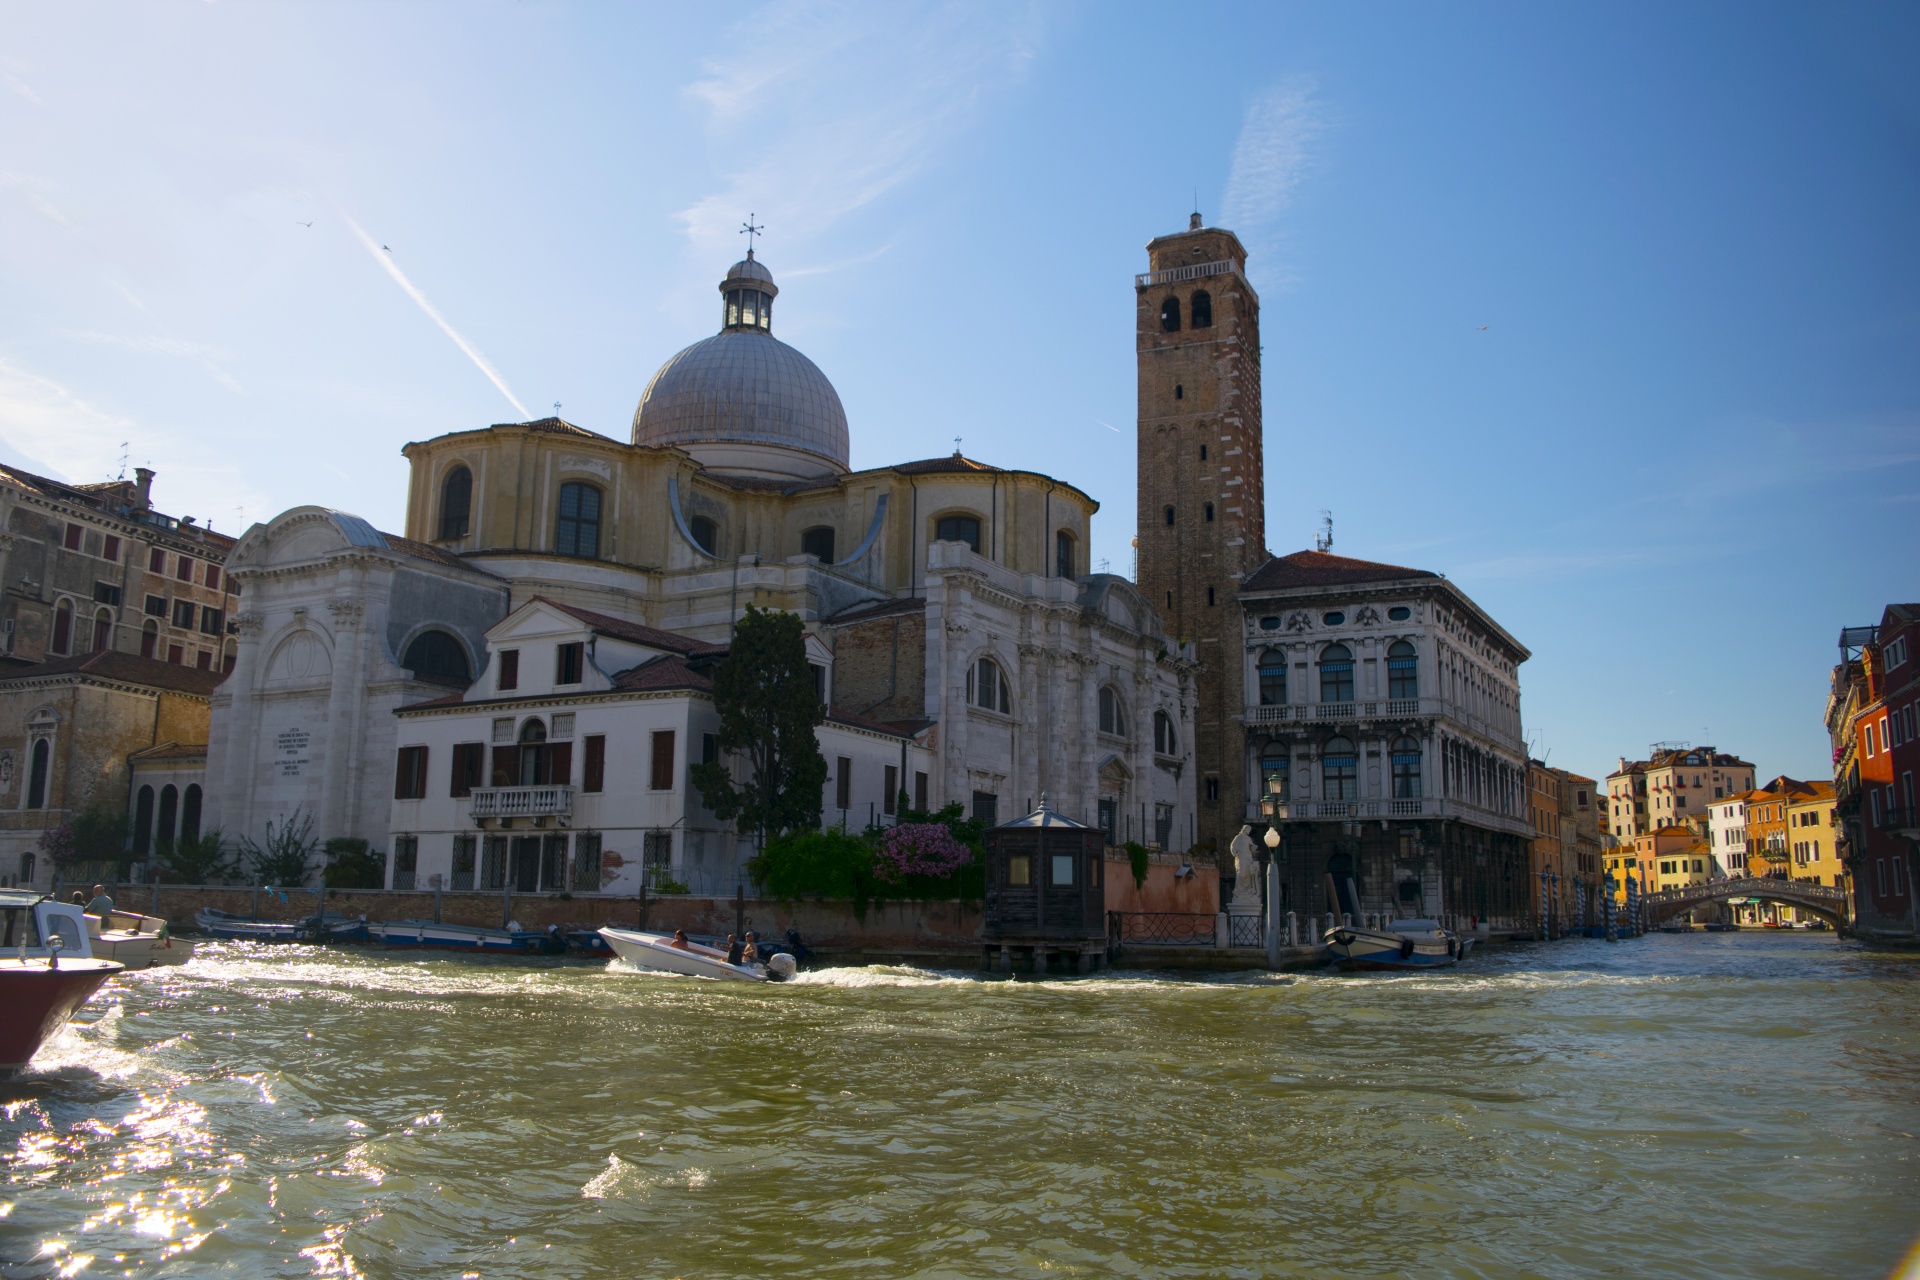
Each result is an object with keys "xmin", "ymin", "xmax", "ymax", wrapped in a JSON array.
[{"xmin": 0, "ymin": 1, "xmax": 1915, "ymax": 785}]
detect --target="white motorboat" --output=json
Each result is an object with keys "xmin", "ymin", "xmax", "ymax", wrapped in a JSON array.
[
  {"xmin": 1323, "ymin": 917, "xmax": 1472, "ymax": 971},
  {"xmin": 86, "ymin": 909, "xmax": 194, "ymax": 970},
  {"xmin": 597, "ymin": 927, "xmax": 795, "ymax": 982}
]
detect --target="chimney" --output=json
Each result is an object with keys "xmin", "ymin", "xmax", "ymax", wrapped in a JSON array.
[
  {"xmin": 1618, "ymin": 757, "xmax": 1628, "ymax": 772},
  {"xmin": 133, "ymin": 467, "xmax": 154, "ymax": 511}
]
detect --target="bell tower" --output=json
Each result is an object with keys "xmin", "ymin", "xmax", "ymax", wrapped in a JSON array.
[{"xmin": 1135, "ymin": 213, "xmax": 1266, "ymax": 859}]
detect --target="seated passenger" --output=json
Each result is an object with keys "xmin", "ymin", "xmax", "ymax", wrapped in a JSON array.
[
  {"xmin": 741, "ymin": 931, "xmax": 760, "ymax": 964},
  {"xmin": 724, "ymin": 933, "xmax": 744, "ymax": 965},
  {"xmin": 85, "ymin": 884, "xmax": 115, "ymax": 917},
  {"xmin": 669, "ymin": 929, "xmax": 691, "ymax": 950}
]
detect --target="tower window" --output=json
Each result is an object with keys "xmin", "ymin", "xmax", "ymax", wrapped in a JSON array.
[
  {"xmin": 690, "ymin": 516, "xmax": 718, "ymax": 555},
  {"xmin": 935, "ymin": 515, "xmax": 981, "ymax": 553},
  {"xmin": 439, "ymin": 465, "xmax": 472, "ymax": 540},
  {"xmin": 554, "ymin": 482, "xmax": 602, "ymax": 558},
  {"xmin": 1054, "ymin": 530, "xmax": 1075, "ymax": 579},
  {"xmin": 1204, "ymin": 503, "xmax": 1214, "ymax": 523},
  {"xmin": 1191, "ymin": 290, "xmax": 1212, "ymax": 328},
  {"xmin": 1207, "ymin": 586, "xmax": 1216, "ymax": 606},
  {"xmin": 1174, "ymin": 384, "xmax": 1184, "ymax": 400},
  {"xmin": 1164, "ymin": 506, "xmax": 1175, "ymax": 526},
  {"xmin": 801, "ymin": 526, "xmax": 836, "ymax": 562},
  {"xmin": 1200, "ymin": 444, "xmax": 1207, "ymax": 460},
  {"xmin": 1160, "ymin": 297, "xmax": 1181, "ymax": 332}
]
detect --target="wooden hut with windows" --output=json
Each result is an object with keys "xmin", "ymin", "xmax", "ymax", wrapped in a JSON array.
[{"xmin": 983, "ymin": 796, "xmax": 1108, "ymax": 973}]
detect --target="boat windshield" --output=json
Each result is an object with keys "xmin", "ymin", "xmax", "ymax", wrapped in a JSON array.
[{"xmin": 1, "ymin": 905, "xmax": 41, "ymax": 949}]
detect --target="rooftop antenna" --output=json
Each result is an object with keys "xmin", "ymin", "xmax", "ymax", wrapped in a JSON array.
[
  {"xmin": 739, "ymin": 214, "xmax": 763, "ymax": 261},
  {"xmin": 116, "ymin": 441, "xmax": 129, "ymax": 481},
  {"xmin": 553, "ymin": 401, "xmax": 562, "ymax": 418},
  {"xmin": 953, "ymin": 436, "xmax": 962, "ymax": 457},
  {"xmin": 1314, "ymin": 510, "xmax": 1334, "ymax": 553}
]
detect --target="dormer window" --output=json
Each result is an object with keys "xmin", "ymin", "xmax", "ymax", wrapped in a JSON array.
[{"xmin": 555, "ymin": 641, "xmax": 584, "ymax": 685}]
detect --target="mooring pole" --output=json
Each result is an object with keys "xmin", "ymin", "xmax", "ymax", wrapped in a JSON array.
[
  {"xmin": 735, "ymin": 884, "xmax": 745, "ymax": 940},
  {"xmin": 639, "ymin": 884, "xmax": 649, "ymax": 932},
  {"xmin": 1265, "ymin": 859, "xmax": 1282, "ymax": 969}
]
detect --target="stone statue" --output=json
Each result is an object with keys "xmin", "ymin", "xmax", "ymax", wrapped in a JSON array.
[{"xmin": 1228, "ymin": 825, "xmax": 1262, "ymax": 913}]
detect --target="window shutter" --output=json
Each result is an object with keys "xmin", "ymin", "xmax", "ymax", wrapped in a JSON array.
[
  {"xmin": 491, "ymin": 745, "xmax": 514, "ymax": 787},
  {"xmin": 584, "ymin": 735, "xmax": 606, "ymax": 793},
  {"xmin": 549, "ymin": 741, "xmax": 573, "ymax": 787},
  {"xmin": 650, "ymin": 730, "xmax": 675, "ymax": 791}
]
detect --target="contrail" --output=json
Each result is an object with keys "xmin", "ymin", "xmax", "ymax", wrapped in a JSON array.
[{"xmin": 338, "ymin": 209, "xmax": 529, "ymax": 419}]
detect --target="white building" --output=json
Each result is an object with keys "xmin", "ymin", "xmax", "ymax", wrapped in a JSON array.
[{"xmin": 1707, "ymin": 792, "xmax": 1752, "ymax": 878}]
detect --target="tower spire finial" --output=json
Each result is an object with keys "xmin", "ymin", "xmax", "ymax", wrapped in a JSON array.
[{"xmin": 740, "ymin": 213, "xmax": 764, "ymax": 260}]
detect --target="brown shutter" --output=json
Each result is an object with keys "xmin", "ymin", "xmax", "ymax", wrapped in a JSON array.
[
  {"xmin": 395, "ymin": 748, "xmax": 411, "ymax": 800},
  {"xmin": 584, "ymin": 735, "xmax": 606, "ymax": 793},
  {"xmin": 491, "ymin": 745, "xmax": 514, "ymax": 787},
  {"xmin": 549, "ymin": 741, "xmax": 573, "ymax": 787},
  {"xmin": 650, "ymin": 730, "xmax": 675, "ymax": 791},
  {"xmin": 836, "ymin": 757, "xmax": 852, "ymax": 810}
]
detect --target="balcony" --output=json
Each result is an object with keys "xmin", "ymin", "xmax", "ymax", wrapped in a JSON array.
[
  {"xmin": 469, "ymin": 786, "xmax": 574, "ymax": 823},
  {"xmin": 1875, "ymin": 807, "xmax": 1919, "ymax": 837},
  {"xmin": 1246, "ymin": 696, "xmax": 1440, "ymax": 726},
  {"xmin": 1260, "ymin": 796, "xmax": 1528, "ymax": 833}
]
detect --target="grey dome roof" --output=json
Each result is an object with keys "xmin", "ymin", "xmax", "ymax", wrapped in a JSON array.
[{"xmin": 632, "ymin": 258, "xmax": 849, "ymax": 472}]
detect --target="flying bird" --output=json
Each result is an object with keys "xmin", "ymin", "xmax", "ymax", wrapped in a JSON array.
[
  {"xmin": 382, "ymin": 245, "xmax": 393, "ymax": 253},
  {"xmin": 295, "ymin": 220, "xmax": 312, "ymax": 228},
  {"xmin": 1477, "ymin": 325, "xmax": 1490, "ymax": 331}
]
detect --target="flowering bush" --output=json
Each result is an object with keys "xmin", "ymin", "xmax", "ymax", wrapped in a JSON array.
[{"xmin": 874, "ymin": 823, "xmax": 974, "ymax": 884}]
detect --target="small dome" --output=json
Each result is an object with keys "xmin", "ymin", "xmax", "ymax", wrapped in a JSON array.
[{"xmin": 724, "ymin": 256, "xmax": 774, "ymax": 287}]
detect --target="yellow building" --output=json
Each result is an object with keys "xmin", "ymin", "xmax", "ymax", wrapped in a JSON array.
[
  {"xmin": 1605, "ymin": 745, "xmax": 1756, "ymax": 839},
  {"xmin": 1605, "ymin": 826, "xmax": 1699, "ymax": 901},
  {"xmin": 1784, "ymin": 781, "xmax": 1843, "ymax": 890}
]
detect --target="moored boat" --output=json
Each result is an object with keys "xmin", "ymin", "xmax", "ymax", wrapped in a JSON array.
[
  {"xmin": 1323, "ymin": 917, "xmax": 1470, "ymax": 971},
  {"xmin": 367, "ymin": 920, "xmax": 565, "ymax": 953},
  {"xmin": 87, "ymin": 908, "xmax": 195, "ymax": 970},
  {"xmin": 597, "ymin": 926, "xmax": 795, "ymax": 981},
  {"xmin": 192, "ymin": 908, "xmax": 368, "ymax": 943},
  {"xmin": 1, "ymin": 889, "xmax": 124, "ymax": 1077}
]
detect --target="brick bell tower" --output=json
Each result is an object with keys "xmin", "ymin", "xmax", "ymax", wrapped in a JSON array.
[{"xmin": 1135, "ymin": 213, "xmax": 1266, "ymax": 859}]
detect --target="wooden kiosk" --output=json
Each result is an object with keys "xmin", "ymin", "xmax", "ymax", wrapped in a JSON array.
[{"xmin": 983, "ymin": 796, "xmax": 1109, "ymax": 974}]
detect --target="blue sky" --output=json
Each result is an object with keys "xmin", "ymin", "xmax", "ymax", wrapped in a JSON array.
[{"xmin": 0, "ymin": 1, "xmax": 1914, "ymax": 784}]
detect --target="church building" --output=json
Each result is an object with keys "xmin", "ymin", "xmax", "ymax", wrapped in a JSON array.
[{"xmin": 203, "ymin": 249, "xmax": 1198, "ymax": 893}]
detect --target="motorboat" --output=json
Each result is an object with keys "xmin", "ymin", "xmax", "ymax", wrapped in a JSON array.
[
  {"xmin": 366, "ymin": 920, "xmax": 565, "ymax": 953},
  {"xmin": 0, "ymin": 889, "xmax": 123, "ymax": 1077},
  {"xmin": 597, "ymin": 926, "xmax": 796, "ymax": 981},
  {"xmin": 1323, "ymin": 917, "xmax": 1471, "ymax": 972},
  {"xmin": 86, "ymin": 908, "xmax": 195, "ymax": 970},
  {"xmin": 193, "ymin": 908, "xmax": 368, "ymax": 943}
]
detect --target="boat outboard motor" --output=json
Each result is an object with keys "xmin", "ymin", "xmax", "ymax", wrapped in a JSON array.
[{"xmin": 765, "ymin": 952, "xmax": 798, "ymax": 981}]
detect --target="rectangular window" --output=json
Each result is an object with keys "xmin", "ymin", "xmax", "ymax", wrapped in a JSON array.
[
  {"xmin": 1008, "ymin": 854, "xmax": 1030, "ymax": 886},
  {"xmin": 390, "ymin": 835, "xmax": 418, "ymax": 890},
  {"xmin": 196, "ymin": 650, "xmax": 212, "ymax": 670},
  {"xmin": 548, "ymin": 740, "xmax": 572, "ymax": 787},
  {"xmin": 176, "ymin": 555, "xmax": 194, "ymax": 582},
  {"xmin": 172, "ymin": 599, "xmax": 195, "ymax": 628},
  {"xmin": 450, "ymin": 742, "xmax": 485, "ymax": 798},
  {"xmin": 1051, "ymin": 853, "xmax": 1076, "ymax": 886},
  {"xmin": 394, "ymin": 745, "xmax": 428, "ymax": 800},
  {"xmin": 205, "ymin": 565, "xmax": 221, "ymax": 592},
  {"xmin": 93, "ymin": 582, "xmax": 121, "ymax": 607},
  {"xmin": 573, "ymin": 832, "xmax": 602, "ymax": 891},
  {"xmin": 972, "ymin": 790, "xmax": 998, "ymax": 826},
  {"xmin": 167, "ymin": 643, "xmax": 183, "ymax": 664},
  {"xmin": 836, "ymin": 757, "xmax": 852, "ymax": 811},
  {"xmin": 915, "ymin": 771, "xmax": 928, "ymax": 813},
  {"xmin": 884, "ymin": 765, "xmax": 898, "ymax": 815},
  {"xmin": 498, "ymin": 649, "xmax": 519, "ymax": 691},
  {"xmin": 481, "ymin": 836, "xmax": 507, "ymax": 890},
  {"xmin": 583, "ymin": 735, "xmax": 606, "ymax": 793},
  {"xmin": 650, "ymin": 730, "xmax": 676, "ymax": 791},
  {"xmin": 102, "ymin": 535, "xmax": 120, "ymax": 562},
  {"xmin": 451, "ymin": 834, "xmax": 477, "ymax": 890},
  {"xmin": 144, "ymin": 594, "xmax": 166, "ymax": 617},
  {"xmin": 199, "ymin": 606, "xmax": 224, "ymax": 635},
  {"xmin": 642, "ymin": 831, "xmax": 672, "ymax": 887},
  {"xmin": 1098, "ymin": 797, "xmax": 1118, "ymax": 845},
  {"xmin": 555, "ymin": 642, "xmax": 584, "ymax": 685},
  {"xmin": 149, "ymin": 546, "xmax": 166, "ymax": 573},
  {"xmin": 63, "ymin": 523, "xmax": 82, "ymax": 551}
]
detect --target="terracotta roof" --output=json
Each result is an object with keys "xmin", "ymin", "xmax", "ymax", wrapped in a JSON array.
[
  {"xmin": 1243, "ymin": 550, "xmax": 1441, "ymax": 592},
  {"xmin": 824, "ymin": 708, "xmax": 913, "ymax": 739},
  {"xmin": 490, "ymin": 416, "xmax": 612, "ymax": 440},
  {"xmin": 0, "ymin": 650, "xmax": 225, "ymax": 696},
  {"xmin": 381, "ymin": 531, "xmax": 486, "ymax": 573},
  {"xmin": 610, "ymin": 653, "xmax": 713, "ymax": 693},
  {"xmin": 891, "ymin": 454, "xmax": 1007, "ymax": 476},
  {"xmin": 827, "ymin": 596, "xmax": 926, "ymax": 624},
  {"xmin": 532, "ymin": 598, "xmax": 725, "ymax": 656}
]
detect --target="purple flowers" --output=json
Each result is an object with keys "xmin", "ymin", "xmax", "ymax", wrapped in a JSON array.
[{"xmin": 874, "ymin": 823, "xmax": 974, "ymax": 883}]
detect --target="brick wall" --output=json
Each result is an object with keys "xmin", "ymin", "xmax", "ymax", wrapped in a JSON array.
[{"xmin": 830, "ymin": 606, "xmax": 926, "ymax": 726}]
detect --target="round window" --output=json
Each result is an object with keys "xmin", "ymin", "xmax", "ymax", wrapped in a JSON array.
[
  {"xmin": 1388, "ymin": 606, "xmax": 1411, "ymax": 621},
  {"xmin": 1322, "ymin": 611, "xmax": 1345, "ymax": 626},
  {"xmin": 1259, "ymin": 616, "xmax": 1281, "ymax": 631}
]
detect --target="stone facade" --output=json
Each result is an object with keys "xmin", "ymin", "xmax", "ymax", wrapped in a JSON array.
[{"xmin": 1134, "ymin": 216, "xmax": 1266, "ymax": 859}]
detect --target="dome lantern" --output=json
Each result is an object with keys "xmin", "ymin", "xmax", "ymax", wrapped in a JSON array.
[{"xmin": 721, "ymin": 255, "xmax": 778, "ymax": 333}]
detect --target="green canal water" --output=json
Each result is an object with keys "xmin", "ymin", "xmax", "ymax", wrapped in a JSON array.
[{"xmin": 4, "ymin": 932, "xmax": 1917, "ymax": 1279}]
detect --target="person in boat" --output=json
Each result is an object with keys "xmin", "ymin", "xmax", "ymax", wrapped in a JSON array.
[
  {"xmin": 70, "ymin": 891, "xmax": 88, "ymax": 907},
  {"xmin": 85, "ymin": 885, "xmax": 114, "ymax": 916},
  {"xmin": 724, "ymin": 933, "xmax": 744, "ymax": 965},
  {"xmin": 669, "ymin": 929, "xmax": 691, "ymax": 950},
  {"xmin": 741, "ymin": 931, "xmax": 760, "ymax": 964}
]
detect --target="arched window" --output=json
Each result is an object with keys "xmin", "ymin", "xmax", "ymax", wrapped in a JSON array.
[
  {"xmin": 1391, "ymin": 737, "xmax": 1422, "ymax": 799},
  {"xmin": 1319, "ymin": 643, "xmax": 1354, "ymax": 703},
  {"xmin": 133, "ymin": 785, "xmax": 155, "ymax": 856},
  {"xmin": 141, "ymin": 620, "xmax": 158, "ymax": 659},
  {"xmin": 967, "ymin": 658, "xmax": 1010, "ymax": 714},
  {"xmin": 518, "ymin": 718, "xmax": 550, "ymax": 787},
  {"xmin": 801, "ymin": 526, "xmax": 836, "ymax": 562},
  {"xmin": 181, "ymin": 784, "xmax": 203, "ymax": 844},
  {"xmin": 554, "ymin": 482, "xmax": 602, "ymax": 558},
  {"xmin": 1099, "ymin": 687, "xmax": 1126, "ymax": 737},
  {"xmin": 91, "ymin": 608, "xmax": 112, "ymax": 652},
  {"xmin": 156, "ymin": 784, "xmax": 179, "ymax": 849},
  {"xmin": 1322, "ymin": 736, "xmax": 1358, "ymax": 802},
  {"xmin": 439, "ymin": 465, "xmax": 473, "ymax": 540},
  {"xmin": 1190, "ymin": 290, "xmax": 1212, "ymax": 328},
  {"xmin": 1258, "ymin": 649, "xmax": 1287, "ymax": 706},
  {"xmin": 1387, "ymin": 640, "xmax": 1419, "ymax": 700},
  {"xmin": 1261, "ymin": 745, "xmax": 1289, "ymax": 800},
  {"xmin": 690, "ymin": 516, "xmax": 718, "ymax": 555},
  {"xmin": 1160, "ymin": 297, "xmax": 1181, "ymax": 332},
  {"xmin": 1055, "ymin": 530, "xmax": 1075, "ymax": 579},
  {"xmin": 51, "ymin": 600, "xmax": 72, "ymax": 655},
  {"xmin": 935, "ymin": 515, "xmax": 981, "ymax": 553},
  {"xmin": 25, "ymin": 739, "xmax": 49, "ymax": 809},
  {"xmin": 1154, "ymin": 710, "xmax": 1176, "ymax": 755},
  {"xmin": 1163, "ymin": 506, "xmax": 1175, "ymax": 526},
  {"xmin": 403, "ymin": 630, "xmax": 472, "ymax": 686}
]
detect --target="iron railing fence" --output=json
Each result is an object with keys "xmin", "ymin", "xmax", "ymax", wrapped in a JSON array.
[{"xmin": 1108, "ymin": 911, "xmax": 1217, "ymax": 947}]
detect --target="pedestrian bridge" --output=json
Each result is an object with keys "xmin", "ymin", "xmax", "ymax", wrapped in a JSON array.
[{"xmin": 1642, "ymin": 876, "xmax": 1850, "ymax": 928}]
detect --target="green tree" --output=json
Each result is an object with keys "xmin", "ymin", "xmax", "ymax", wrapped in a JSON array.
[
  {"xmin": 238, "ymin": 807, "xmax": 318, "ymax": 886},
  {"xmin": 322, "ymin": 837, "xmax": 385, "ymax": 889},
  {"xmin": 691, "ymin": 604, "xmax": 829, "ymax": 843},
  {"xmin": 157, "ymin": 829, "xmax": 235, "ymax": 884},
  {"xmin": 41, "ymin": 805, "xmax": 132, "ymax": 875}
]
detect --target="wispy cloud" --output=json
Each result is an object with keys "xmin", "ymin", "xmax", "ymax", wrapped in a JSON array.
[
  {"xmin": 675, "ymin": 0, "xmax": 1044, "ymax": 262},
  {"xmin": 0, "ymin": 171, "xmax": 76, "ymax": 232},
  {"xmin": 54, "ymin": 330, "xmax": 233, "ymax": 361},
  {"xmin": 337, "ymin": 208, "xmax": 529, "ymax": 419},
  {"xmin": 0, "ymin": 56, "xmax": 43, "ymax": 106},
  {"xmin": 1220, "ymin": 78, "xmax": 1323, "ymax": 233}
]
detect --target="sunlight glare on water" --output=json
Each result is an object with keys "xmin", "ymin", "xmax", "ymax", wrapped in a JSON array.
[{"xmin": 3, "ymin": 933, "xmax": 1917, "ymax": 1279}]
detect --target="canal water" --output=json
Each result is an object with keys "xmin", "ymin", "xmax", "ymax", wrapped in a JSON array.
[{"xmin": 4, "ymin": 932, "xmax": 1917, "ymax": 1279}]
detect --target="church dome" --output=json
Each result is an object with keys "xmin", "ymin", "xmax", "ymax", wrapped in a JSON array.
[{"xmin": 632, "ymin": 256, "xmax": 849, "ymax": 478}]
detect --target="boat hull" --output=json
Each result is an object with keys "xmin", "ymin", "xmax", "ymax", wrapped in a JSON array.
[
  {"xmin": 193, "ymin": 910, "xmax": 367, "ymax": 943},
  {"xmin": 0, "ymin": 958, "xmax": 122, "ymax": 1076},
  {"xmin": 367, "ymin": 921, "xmax": 560, "ymax": 952},
  {"xmin": 597, "ymin": 927, "xmax": 769, "ymax": 981},
  {"xmin": 1324, "ymin": 924, "xmax": 1467, "ymax": 971}
]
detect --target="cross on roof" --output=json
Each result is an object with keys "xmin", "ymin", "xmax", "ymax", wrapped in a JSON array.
[{"xmin": 740, "ymin": 214, "xmax": 763, "ymax": 259}]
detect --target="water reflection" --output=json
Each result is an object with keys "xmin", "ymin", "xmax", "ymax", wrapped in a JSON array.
[{"xmin": 3, "ymin": 934, "xmax": 1916, "ymax": 1279}]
